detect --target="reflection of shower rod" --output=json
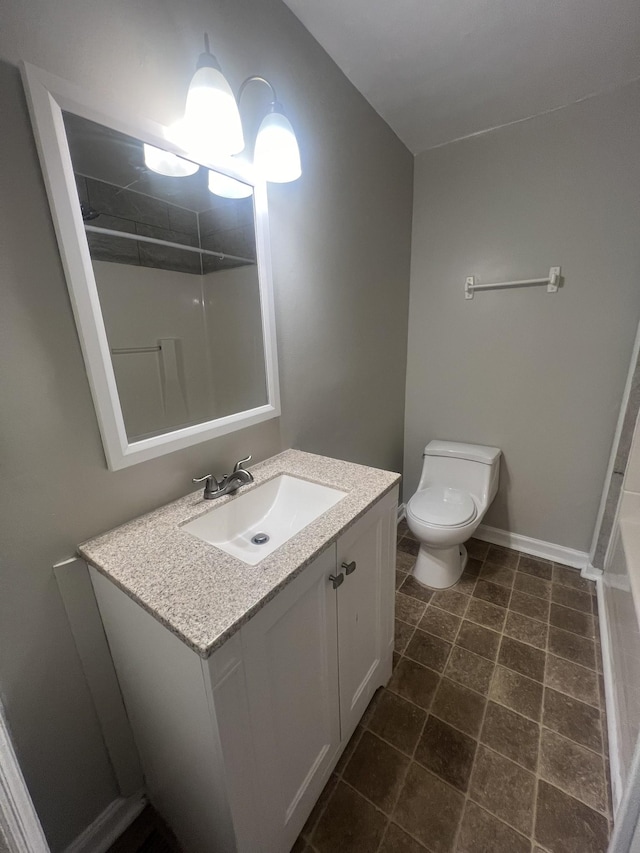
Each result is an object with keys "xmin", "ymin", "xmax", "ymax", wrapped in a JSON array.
[
  {"xmin": 111, "ymin": 345, "xmax": 161, "ymax": 355},
  {"xmin": 84, "ymin": 224, "xmax": 254, "ymax": 265}
]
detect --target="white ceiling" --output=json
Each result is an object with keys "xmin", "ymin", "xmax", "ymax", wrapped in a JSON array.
[{"xmin": 282, "ymin": 0, "xmax": 640, "ymax": 153}]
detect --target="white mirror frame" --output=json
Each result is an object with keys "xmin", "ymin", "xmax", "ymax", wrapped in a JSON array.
[{"xmin": 20, "ymin": 62, "xmax": 281, "ymax": 470}]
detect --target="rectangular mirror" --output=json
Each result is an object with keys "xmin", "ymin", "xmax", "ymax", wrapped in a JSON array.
[{"xmin": 21, "ymin": 63, "xmax": 280, "ymax": 470}]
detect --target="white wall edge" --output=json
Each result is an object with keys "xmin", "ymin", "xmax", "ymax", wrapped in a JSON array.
[
  {"xmin": 582, "ymin": 564, "xmax": 604, "ymax": 581},
  {"xmin": 475, "ymin": 524, "xmax": 589, "ymax": 569},
  {"xmin": 53, "ymin": 557, "xmax": 144, "ymax": 796},
  {"xmin": 0, "ymin": 702, "xmax": 50, "ymax": 853},
  {"xmin": 588, "ymin": 315, "xmax": 640, "ymax": 565},
  {"xmin": 63, "ymin": 791, "xmax": 146, "ymax": 853},
  {"xmin": 596, "ymin": 576, "xmax": 624, "ymax": 814}
]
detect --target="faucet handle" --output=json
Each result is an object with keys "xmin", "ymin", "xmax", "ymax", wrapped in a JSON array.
[
  {"xmin": 233, "ymin": 455, "xmax": 252, "ymax": 474},
  {"xmin": 192, "ymin": 473, "xmax": 220, "ymax": 489}
]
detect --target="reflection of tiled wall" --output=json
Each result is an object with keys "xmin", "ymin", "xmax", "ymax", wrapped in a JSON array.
[
  {"xmin": 199, "ymin": 197, "xmax": 256, "ymax": 274},
  {"xmin": 74, "ymin": 174, "xmax": 256, "ymax": 275}
]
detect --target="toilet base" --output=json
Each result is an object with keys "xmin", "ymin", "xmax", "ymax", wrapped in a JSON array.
[{"xmin": 412, "ymin": 543, "xmax": 468, "ymax": 589}]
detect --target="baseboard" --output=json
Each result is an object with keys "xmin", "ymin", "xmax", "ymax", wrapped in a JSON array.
[
  {"xmin": 398, "ymin": 514, "xmax": 591, "ymax": 570},
  {"xmin": 63, "ymin": 791, "xmax": 146, "ymax": 853},
  {"xmin": 596, "ymin": 577, "xmax": 623, "ymax": 813},
  {"xmin": 475, "ymin": 524, "xmax": 589, "ymax": 569}
]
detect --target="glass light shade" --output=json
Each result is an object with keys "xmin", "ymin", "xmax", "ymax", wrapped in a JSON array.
[
  {"xmin": 254, "ymin": 110, "xmax": 301, "ymax": 183},
  {"xmin": 183, "ymin": 66, "xmax": 244, "ymax": 158},
  {"xmin": 143, "ymin": 143, "xmax": 199, "ymax": 177},
  {"xmin": 207, "ymin": 169, "xmax": 253, "ymax": 199}
]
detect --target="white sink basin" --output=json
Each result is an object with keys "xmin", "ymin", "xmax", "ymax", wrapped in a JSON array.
[{"xmin": 182, "ymin": 474, "xmax": 347, "ymax": 565}]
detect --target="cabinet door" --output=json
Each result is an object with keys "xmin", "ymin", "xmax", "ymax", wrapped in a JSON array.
[
  {"xmin": 337, "ymin": 488, "xmax": 397, "ymax": 740},
  {"xmin": 241, "ymin": 546, "xmax": 340, "ymax": 853}
]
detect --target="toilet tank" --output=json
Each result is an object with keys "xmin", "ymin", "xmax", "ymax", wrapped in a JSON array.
[{"xmin": 417, "ymin": 441, "xmax": 501, "ymax": 505}]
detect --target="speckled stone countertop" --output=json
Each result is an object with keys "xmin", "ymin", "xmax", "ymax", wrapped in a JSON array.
[{"xmin": 80, "ymin": 449, "xmax": 400, "ymax": 658}]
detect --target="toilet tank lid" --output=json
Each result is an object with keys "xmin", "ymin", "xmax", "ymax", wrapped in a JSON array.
[{"xmin": 424, "ymin": 441, "xmax": 501, "ymax": 465}]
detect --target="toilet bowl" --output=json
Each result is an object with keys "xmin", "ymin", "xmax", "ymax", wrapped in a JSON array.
[{"xmin": 406, "ymin": 441, "xmax": 501, "ymax": 589}]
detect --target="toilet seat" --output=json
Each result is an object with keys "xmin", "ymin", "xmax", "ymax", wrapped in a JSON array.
[{"xmin": 407, "ymin": 486, "xmax": 477, "ymax": 528}]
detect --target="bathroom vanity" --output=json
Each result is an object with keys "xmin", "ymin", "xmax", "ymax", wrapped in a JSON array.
[{"xmin": 81, "ymin": 450, "xmax": 399, "ymax": 853}]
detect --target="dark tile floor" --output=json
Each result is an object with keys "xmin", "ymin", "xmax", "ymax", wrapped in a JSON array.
[
  {"xmin": 106, "ymin": 806, "xmax": 180, "ymax": 852},
  {"xmin": 296, "ymin": 522, "xmax": 612, "ymax": 853}
]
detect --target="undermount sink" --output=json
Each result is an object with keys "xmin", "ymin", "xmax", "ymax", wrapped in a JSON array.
[{"xmin": 182, "ymin": 474, "xmax": 347, "ymax": 565}]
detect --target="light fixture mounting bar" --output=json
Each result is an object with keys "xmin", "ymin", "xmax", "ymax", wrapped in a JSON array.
[
  {"xmin": 237, "ymin": 76, "xmax": 278, "ymax": 106},
  {"xmin": 197, "ymin": 33, "xmax": 221, "ymax": 71}
]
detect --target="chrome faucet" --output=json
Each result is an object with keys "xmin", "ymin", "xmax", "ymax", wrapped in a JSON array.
[{"xmin": 192, "ymin": 455, "xmax": 254, "ymax": 500}]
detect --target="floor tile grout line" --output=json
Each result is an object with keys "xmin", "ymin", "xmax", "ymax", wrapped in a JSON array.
[
  {"xmin": 399, "ymin": 600, "xmax": 600, "ymax": 709},
  {"xmin": 539, "ymin": 624, "xmax": 611, "ymax": 823},
  {"xmin": 498, "ymin": 584, "xmax": 536, "ymax": 847},
  {"xmin": 398, "ymin": 566, "xmax": 592, "ymax": 638},
  {"xmin": 456, "ymin": 584, "xmax": 511, "ymax": 847},
  {"xmin": 407, "ymin": 646, "xmax": 536, "ymax": 702},
  {"xmin": 456, "ymin": 661, "xmax": 536, "ymax": 847},
  {"xmin": 596, "ymin": 663, "xmax": 614, "ymax": 823},
  {"xmin": 536, "ymin": 728, "xmax": 610, "ymax": 816},
  {"xmin": 475, "ymin": 588, "xmax": 539, "ymax": 844},
  {"xmin": 373, "ymin": 619, "xmax": 448, "ymax": 853},
  {"xmin": 534, "ymin": 776, "xmax": 611, "ymax": 823},
  {"xmin": 540, "ymin": 671, "xmax": 601, "ymax": 710},
  {"xmin": 538, "ymin": 718, "xmax": 605, "ymax": 759},
  {"xmin": 375, "ymin": 815, "xmax": 431, "ymax": 853},
  {"xmin": 336, "ymin": 774, "xmax": 399, "ymax": 825},
  {"xmin": 303, "ymin": 724, "xmax": 365, "ymax": 843},
  {"xmin": 465, "ymin": 793, "xmax": 535, "ymax": 843},
  {"xmin": 478, "ymin": 556, "xmax": 540, "ymax": 845},
  {"xmin": 532, "ymin": 662, "xmax": 547, "ymax": 847}
]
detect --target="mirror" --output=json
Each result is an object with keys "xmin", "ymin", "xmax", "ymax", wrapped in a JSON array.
[
  {"xmin": 65, "ymin": 113, "xmax": 268, "ymax": 441},
  {"xmin": 21, "ymin": 63, "xmax": 280, "ymax": 470}
]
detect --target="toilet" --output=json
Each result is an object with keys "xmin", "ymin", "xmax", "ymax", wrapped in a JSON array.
[{"xmin": 406, "ymin": 440, "xmax": 501, "ymax": 589}]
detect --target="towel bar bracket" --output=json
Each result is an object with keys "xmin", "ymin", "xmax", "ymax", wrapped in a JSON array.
[{"xmin": 547, "ymin": 266, "xmax": 561, "ymax": 293}]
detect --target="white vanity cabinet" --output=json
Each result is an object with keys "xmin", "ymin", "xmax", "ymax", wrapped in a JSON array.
[
  {"xmin": 242, "ymin": 488, "xmax": 397, "ymax": 852},
  {"xmin": 90, "ymin": 486, "xmax": 397, "ymax": 853},
  {"xmin": 336, "ymin": 495, "xmax": 397, "ymax": 740}
]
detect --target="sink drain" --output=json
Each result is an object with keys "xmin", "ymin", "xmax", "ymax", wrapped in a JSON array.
[{"xmin": 251, "ymin": 532, "xmax": 270, "ymax": 545}]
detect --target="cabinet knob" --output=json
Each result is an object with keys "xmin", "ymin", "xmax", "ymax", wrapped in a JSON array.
[
  {"xmin": 341, "ymin": 561, "xmax": 357, "ymax": 575},
  {"xmin": 329, "ymin": 573, "xmax": 344, "ymax": 589}
]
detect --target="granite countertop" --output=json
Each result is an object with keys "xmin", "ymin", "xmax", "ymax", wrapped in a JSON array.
[{"xmin": 80, "ymin": 449, "xmax": 400, "ymax": 658}]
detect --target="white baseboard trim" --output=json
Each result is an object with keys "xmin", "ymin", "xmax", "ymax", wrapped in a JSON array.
[
  {"xmin": 63, "ymin": 791, "xmax": 146, "ymax": 853},
  {"xmin": 398, "ymin": 513, "xmax": 591, "ymax": 570},
  {"xmin": 474, "ymin": 524, "xmax": 589, "ymax": 569},
  {"xmin": 596, "ymin": 577, "xmax": 623, "ymax": 814}
]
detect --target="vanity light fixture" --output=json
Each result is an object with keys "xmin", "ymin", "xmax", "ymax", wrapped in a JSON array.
[
  {"xmin": 240, "ymin": 77, "xmax": 302, "ymax": 185},
  {"xmin": 142, "ymin": 143, "xmax": 199, "ymax": 178},
  {"xmin": 207, "ymin": 166, "xmax": 253, "ymax": 199},
  {"xmin": 144, "ymin": 36, "xmax": 301, "ymax": 196},
  {"xmin": 182, "ymin": 34, "xmax": 245, "ymax": 158}
]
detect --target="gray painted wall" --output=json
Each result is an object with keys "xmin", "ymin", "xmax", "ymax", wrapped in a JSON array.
[
  {"xmin": 405, "ymin": 80, "xmax": 640, "ymax": 553},
  {"xmin": 0, "ymin": 0, "xmax": 413, "ymax": 848}
]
